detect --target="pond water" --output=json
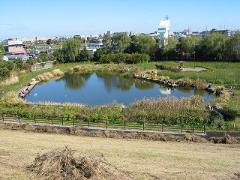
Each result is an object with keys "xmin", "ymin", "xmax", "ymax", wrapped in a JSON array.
[{"xmin": 26, "ymin": 72, "xmax": 215, "ymax": 105}]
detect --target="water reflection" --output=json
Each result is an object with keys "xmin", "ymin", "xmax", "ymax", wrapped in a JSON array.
[
  {"xmin": 135, "ymin": 79, "xmax": 155, "ymax": 90},
  {"xmin": 160, "ymin": 88, "xmax": 172, "ymax": 95},
  {"xmin": 26, "ymin": 72, "xmax": 215, "ymax": 105},
  {"xmin": 61, "ymin": 73, "xmax": 91, "ymax": 89}
]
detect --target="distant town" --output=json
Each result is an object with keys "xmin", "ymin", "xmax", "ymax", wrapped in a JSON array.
[{"xmin": 1, "ymin": 18, "xmax": 239, "ymax": 61}]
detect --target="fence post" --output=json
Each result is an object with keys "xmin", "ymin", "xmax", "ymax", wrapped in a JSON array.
[
  {"xmin": 34, "ymin": 115, "xmax": 36, "ymax": 124},
  {"xmin": 72, "ymin": 117, "xmax": 75, "ymax": 126},
  {"xmin": 17, "ymin": 113, "xmax": 20, "ymax": 123},
  {"xmin": 61, "ymin": 117, "xmax": 64, "ymax": 126},
  {"xmin": 1, "ymin": 113, "xmax": 4, "ymax": 122},
  {"xmin": 161, "ymin": 119, "xmax": 164, "ymax": 132},
  {"xmin": 180, "ymin": 119, "xmax": 183, "ymax": 133},
  {"xmin": 105, "ymin": 119, "xmax": 108, "ymax": 129},
  {"xmin": 143, "ymin": 120, "xmax": 145, "ymax": 131},
  {"xmin": 124, "ymin": 120, "xmax": 126, "ymax": 129},
  {"xmin": 67, "ymin": 115, "xmax": 70, "ymax": 125},
  {"xmin": 203, "ymin": 125, "xmax": 206, "ymax": 134}
]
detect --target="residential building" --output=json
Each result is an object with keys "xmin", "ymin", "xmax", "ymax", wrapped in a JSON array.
[
  {"xmin": 4, "ymin": 39, "xmax": 29, "ymax": 60},
  {"xmin": 85, "ymin": 38, "xmax": 103, "ymax": 54}
]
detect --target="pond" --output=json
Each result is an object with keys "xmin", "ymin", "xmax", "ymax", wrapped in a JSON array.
[{"xmin": 25, "ymin": 72, "xmax": 215, "ymax": 105}]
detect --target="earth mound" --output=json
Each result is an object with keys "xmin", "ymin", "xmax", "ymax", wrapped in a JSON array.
[{"xmin": 27, "ymin": 147, "xmax": 133, "ymax": 180}]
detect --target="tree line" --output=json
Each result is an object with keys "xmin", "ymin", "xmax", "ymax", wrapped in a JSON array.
[{"xmin": 52, "ymin": 32, "xmax": 240, "ymax": 63}]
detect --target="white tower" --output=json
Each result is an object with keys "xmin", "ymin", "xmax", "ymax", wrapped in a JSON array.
[{"xmin": 158, "ymin": 17, "xmax": 171, "ymax": 47}]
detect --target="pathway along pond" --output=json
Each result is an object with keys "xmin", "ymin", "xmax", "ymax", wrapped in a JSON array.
[{"xmin": 25, "ymin": 72, "xmax": 215, "ymax": 105}]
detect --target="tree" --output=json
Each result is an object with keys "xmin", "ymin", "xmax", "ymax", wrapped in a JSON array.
[
  {"xmin": 38, "ymin": 53, "xmax": 49, "ymax": 62},
  {"xmin": 177, "ymin": 36, "xmax": 202, "ymax": 60},
  {"xmin": 126, "ymin": 35, "xmax": 157, "ymax": 55},
  {"xmin": 196, "ymin": 32, "xmax": 229, "ymax": 61},
  {"xmin": 76, "ymin": 48, "xmax": 91, "ymax": 62},
  {"xmin": 46, "ymin": 39, "xmax": 52, "ymax": 45},
  {"xmin": 93, "ymin": 48, "xmax": 107, "ymax": 62},
  {"xmin": 160, "ymin": 37, "xmax": 178, "ymax": 60},
  {"xmin": 102, "ymin": 33, "xmax": 112, "ymax": 52},
  {"xmin": 0, "ymin": 44, "xmax": 4, "ymax": 60},
  {"xmin": 53, "ymin": 49, "xmax": 65, "ymax": 63},
  {"xmin": 227, "ymin": 33, "xmax": 240, "ymax": 61},
  {"xmin": 62, "ymin": 38, "xmax": 82, "ymax": 62},
  {"xmin": 111, "ymin": 33, "xmax": 131, "ymax": 53}
]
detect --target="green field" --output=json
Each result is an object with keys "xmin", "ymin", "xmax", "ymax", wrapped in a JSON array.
[{"xmin": 139, "ymin": 61, "xmax": 240, "ymax": 87}]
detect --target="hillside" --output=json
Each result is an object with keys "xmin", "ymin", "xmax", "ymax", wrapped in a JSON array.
[{"xmin": 0, "ymin": 129, "xmax": 239, "ymax": 179}]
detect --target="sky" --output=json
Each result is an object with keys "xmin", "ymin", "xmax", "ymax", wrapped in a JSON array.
[{"xmin": 1, "ymin": 0, "xmax": 240, "ymax": 39}]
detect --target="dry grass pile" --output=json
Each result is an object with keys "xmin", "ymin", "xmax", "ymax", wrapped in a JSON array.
[
  {"xmin": 209, "ymin": 135, "xmax": 240, "ymax": 144},
  {"xmin": 183, "ymin": 134, "xmax": 208, "ymax": 143},
  {"xmin": 27, "ymin": 147, "xmax": 133, "ymax": 180}
]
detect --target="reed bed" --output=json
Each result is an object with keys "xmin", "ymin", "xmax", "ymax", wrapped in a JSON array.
[
  {"xmin": 126, "ymin": 96, "xmax": 208, "ymax": 125},
  {"xmin": 37, "ymin": 69, "xmax": 64, "ymax": 82}
]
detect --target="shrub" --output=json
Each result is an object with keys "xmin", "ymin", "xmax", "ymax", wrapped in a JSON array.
[
  {"xmin": 219, "ymin": 107, "xmax": 237, "ymax": 121},
  {"xmin": 155, "ymin": 64, "xmax": 180, "ymax": 72},
  {"xmin": 99, "ymin": 53, "xmax": 149, "ymax": 64}
]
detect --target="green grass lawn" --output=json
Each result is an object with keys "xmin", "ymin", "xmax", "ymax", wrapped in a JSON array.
[{"xmin": 138, "ymin": 61, "xmax": 240, "ymax": 87}]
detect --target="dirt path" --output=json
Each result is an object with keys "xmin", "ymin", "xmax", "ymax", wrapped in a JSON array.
[{"xmin": 181, "ymin": 67, "xmax": 207, "ymax": 72}]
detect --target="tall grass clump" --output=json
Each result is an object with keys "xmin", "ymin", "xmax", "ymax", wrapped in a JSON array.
[
  {"xmin": 194, "ymin": 78, "xmax": 207, "ymax": 90},
  {"xmin": 126, "ymin": 96, "xmax": 209, "ymax": 126},
  {"xmin": 37, "ymin": 69, "xmax": 64, "ymax": 82},
  {"xmin": 0, "ymin": 91, "xmax": 25, "ymax": 105}
]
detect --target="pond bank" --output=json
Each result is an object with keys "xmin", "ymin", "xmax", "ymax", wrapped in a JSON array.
[{"xmin": 18, "ymin": 79, "xmax": 40, "ymax": 98}]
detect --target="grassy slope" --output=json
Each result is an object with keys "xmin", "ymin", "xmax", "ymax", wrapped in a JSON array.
[
  {"xmin": 0, "ymin": 129, "xmax": 239, "ymax": 179},
  {"xmin": 0, "ymin": 63, "xmax": 79, "ymax": 97}
]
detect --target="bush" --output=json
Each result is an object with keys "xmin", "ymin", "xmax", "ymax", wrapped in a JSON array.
[
  {"xmin": 219, "ymin": 107, "xmax": 237, "ymax": 121},
  {"xmin": 0, "ymin": 61, "xmax": 14, "ymax": 81},
  {"xmin": 99, "ymin": 53, "xmax": 149, "ymax": 64}
]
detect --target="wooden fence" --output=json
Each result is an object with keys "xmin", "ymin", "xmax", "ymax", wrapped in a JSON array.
[{"xmin": 0, "ymin": 113, "xmax": 207, "ymax": 134}]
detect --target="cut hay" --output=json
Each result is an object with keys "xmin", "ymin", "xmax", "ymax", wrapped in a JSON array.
[
  {"xmin": 209, "ymin": 135, "xmax": 239, "ymax": 144},
  {"xmin": 27, "ymin": 147, "xmax": 133, "ymax": 180}
]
